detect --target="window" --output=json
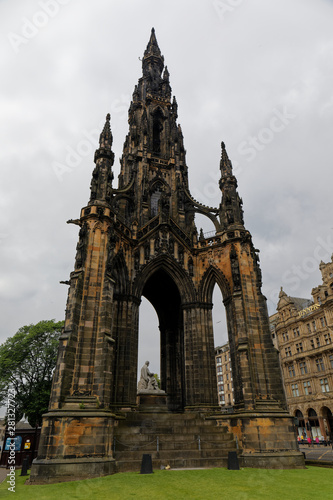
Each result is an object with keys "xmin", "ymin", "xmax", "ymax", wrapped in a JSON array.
[
  {"xmin": 316, "ymin": 337, "xmax": 321, "ymax": 347},
  {"xmin": 217, "ymin": 366, "xmax": 222, "ymax": 373},
  {"xmin": 288, "ymin": 365, "xmax": 296, "ymax": 377},
  {"xmin": 282, "ymin": 332, "xmax": 289, "ymax": 342},
  {"xmin": 324, "ymin": 333, "xmax": 331, "ymax": 345},
  {"xmin": 285, "ymin": 347, "xmax": 292, "ymax": 357},
  {"xmin": 150, "ymin": 187, "xmax": 162, "ymax": 217},
  {"xmin": 320, "ymin": 317, "xmax": 326, "ymax": 328},
  {"xmin": 293, "ymin": 328, "xmax": 300, "ymax": 337},
  {"xmin": 307, "ymin": 323, "xmax": 311, "ymax": 333},
  {"xmin": 225, "ymin": 354, "xmax": 227, "ymax": 361},
  {"xmin": 216, "ymin": 357, "xmax": 221, "ymax": 364},
  {"xmin": 226, "ymin": 373, "xmax": 229, "ymax": 381},
  {"xmin": 299, "ymin": 361, "xmax": 307, "ymax": 375},
  {"xmin": 320, "ymin": 378, "xmax": 329, "ymax": 393},
  {"xmin": 310, "ymin": 339, "xmax": 315, "ymax": 349},
  {"xmin": 152, "ymin": 109, "xmax": 163, "ymax": 154},
  {"xmin": 316, "ymin": 358, "xmax": 325, "ymax": 371},
  {"xmin": 312, "ymin": 321, "xmax": 317, "ymax": 332},
  {"xmin": 291, "ymin": 384, "xmax": 299, "ymax": 397},
  {"xmin": 296, "ymin": 343, "xmax": 303, "ymax": 353},
  {"xmin": 217, "ymin": 375, "xmax": 223, "ymax": 382},
  {"xmin": 330, "ymin": 354, "xmax": 333, "ymax": 368},
  {"xmin": 219, "ymin": 395, "xmax": 225, "ymax": 403},
  {"xmin": 303, "ymin": 381, "xmax": 312, "ymax": 395}
]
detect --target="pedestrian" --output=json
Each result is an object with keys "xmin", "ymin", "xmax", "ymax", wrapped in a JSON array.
[
  {"xmin": 307, "ymin": 436, "xmax": 312, "ymax": 446},
  {"xmin": 315, "ymin": 436, "xmax": 319, "ymax": 445}
]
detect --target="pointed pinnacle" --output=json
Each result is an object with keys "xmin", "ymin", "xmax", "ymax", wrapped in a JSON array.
[
  {"xmin": 163, "ymin": 65, "xmax": 169, "ymax": 81},
  {"xmin": 99, "ymin": 113, "xmax": 113, "ymax": 148},
  {"xmin": 220, "ymin": 141, "xmax": 232, "ymax": 175},
  {"xmin": 144, "ymin": 27, "xmax": 164, "ymax": 61}
]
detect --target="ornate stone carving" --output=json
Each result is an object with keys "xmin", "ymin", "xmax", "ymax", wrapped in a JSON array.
[
  {"xmin": 75, "ymin": 222, "xmax": 88, "ymax": 269},
  {"xmin": 230, "ymin": 245, "xmax": 241, "ymax": 290}
]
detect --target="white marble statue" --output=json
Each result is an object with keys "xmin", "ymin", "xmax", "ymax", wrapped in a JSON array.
[{"xmin": 137, "ymin": 361, "xmax": 165, "ymax": 394}]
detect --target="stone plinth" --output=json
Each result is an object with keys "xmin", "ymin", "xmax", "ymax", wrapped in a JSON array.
[
  {"xmin": 137, "ymin": 393, "xmax": 167, "ymax": 412},
  {"xmin": 29, "ymin": 408, "xmax": 117, "ymax": 484},
  {"xmin": 209, "ymin": 410, "xmax": 305, "ymax": 469}
]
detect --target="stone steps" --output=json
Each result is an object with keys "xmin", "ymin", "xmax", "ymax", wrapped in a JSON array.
[
  {"xmin": 116, "ymin": 457, "xmax": 229, "ymax": 472},
  {"xmin": 114, "ymin": 410, "xmax": 238, "ymax": 472},
  {"xmin": 116, "ymin": 447, "xmax": 236, "ymax": 461}
]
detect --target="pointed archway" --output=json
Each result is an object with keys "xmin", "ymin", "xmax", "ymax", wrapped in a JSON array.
[{"xmin": 142, "ymin": 268, "xmax": 184, "ymax": 410}]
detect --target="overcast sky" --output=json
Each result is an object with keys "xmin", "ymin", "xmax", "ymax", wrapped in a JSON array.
[{"xmin": 1, "ymin": 0, "xmax": 333, "ymax": 379}]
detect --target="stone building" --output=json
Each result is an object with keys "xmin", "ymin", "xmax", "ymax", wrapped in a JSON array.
[
  {"xmin": 272, "ymin": 255, "xmax": 333, "ymax": 440},
  {"xmin": 30, "ymin": 29, "xmax": 303, "ymax": 483},
  {"xmin": 0, "ymin": 418, "xmax": 5, "ymax": 452},
  {"xmin": 215, "ymin": 344, "xmax": 234, "ymax": 406}
]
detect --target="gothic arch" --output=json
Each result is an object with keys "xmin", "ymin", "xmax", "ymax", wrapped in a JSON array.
[
  {"xmin": 198, "ymin": 265, "xmax": 231, "ymax": 304},
  {"xmin": 149, "ymin": 177, "xmax": 170, "ymax": 194},
  {"xmin": 110, "ymin": 250, "xmax": 129, "ymax": 295},
  {"xmin": 91, "ymin": 221, "xmax": 103, "ymax": 232},
  {"xmin": 133, "ymin": 253, "xmax": 196, "ymax": 304},
  {"xmin": 151, "ymin": 105, "xmax": 166, "ymax": 118}
]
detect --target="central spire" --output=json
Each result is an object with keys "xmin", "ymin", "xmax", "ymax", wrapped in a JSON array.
[
  {"xmin": 115, "ymin": 29, "xmax": 191, "ymax": 231},
  {"xmin": 143, "ymin": 27, "xmax": 163, "ymax": 60},
  {"xmin": 142, "ymin": 27, "xmax": 165, "ymax": 85}
]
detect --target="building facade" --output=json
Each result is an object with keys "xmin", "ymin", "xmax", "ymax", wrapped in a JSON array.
[
  {"xmin": 215, "ymin": 344, "xmax": 234, "ymax": 406},
  {"xmin": 272, "ymin": 255, "xmax": 333, "ymax": 440}
]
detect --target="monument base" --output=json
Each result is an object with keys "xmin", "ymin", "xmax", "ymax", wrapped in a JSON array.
[
  {"xmin": 29, "ymin": 406, "xmax": 117, "ymax": 484},
  {"xmin": 207, "ymin": 409, "xmax": 305, "ymax": 469},
  {"xmin": 136, "ymin": 393, "xmax": 167, "ymax": 412},
  {"xmin": 29, "ymin": 457, "xmax": 116, "ymax": 484}
]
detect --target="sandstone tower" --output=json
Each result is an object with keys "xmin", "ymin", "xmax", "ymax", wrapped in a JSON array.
[{"xmin": 31, "ymin": 29, "xmax": 303, "ymax": 482}]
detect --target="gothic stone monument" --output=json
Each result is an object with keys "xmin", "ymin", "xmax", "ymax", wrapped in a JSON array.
[{"xmin": 30, "ymin": 29, "xmax": 303, "ymax": 483}]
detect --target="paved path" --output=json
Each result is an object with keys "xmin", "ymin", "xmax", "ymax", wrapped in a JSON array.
[
  {"xmin": 0, "ymin": 467, "xmax": 9, "ymax": 484},
  {"xmin": 299, "ymin": 444, "xmax": 333, "ymax": 462}
]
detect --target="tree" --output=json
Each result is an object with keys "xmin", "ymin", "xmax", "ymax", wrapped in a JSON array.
[
  {"xmin": 153, "ymin": 373, "xmax": 161, "ymax": 389},
  {"xmin": 0, "ymin": 319, "xmax": 63, "ymax": 427}
]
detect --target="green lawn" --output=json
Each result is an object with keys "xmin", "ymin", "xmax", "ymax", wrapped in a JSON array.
[{"xmin": 1, "ymin": 467, "xmax": 332, "ymax": 500}]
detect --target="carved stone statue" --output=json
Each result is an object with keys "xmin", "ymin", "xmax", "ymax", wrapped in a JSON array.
[{"xmin": 137, "ymin": 361, "xmax": 165, "ymax": 394}]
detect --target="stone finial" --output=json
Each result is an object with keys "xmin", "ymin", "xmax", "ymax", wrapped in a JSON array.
[
  {"xmin": 220, "ymin": 141, "xmax": 232, "ymax": 176},
  {"xmin": 99, "ymin": 113, "xmax": 113, "ymax": 149}
]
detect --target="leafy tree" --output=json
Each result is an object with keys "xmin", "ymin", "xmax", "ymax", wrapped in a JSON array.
[
  {"xmin": 153, "ymin": 373, "xmax": 161, "ymax": 389},
  {"xmin": 0, "ymin": 319, "xmax": 63, "ymax": 427}
]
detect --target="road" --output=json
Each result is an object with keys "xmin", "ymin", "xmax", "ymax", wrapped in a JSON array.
[{"xmin": 299, "ymin": 444, "xmax": 333, "ymax": 462}]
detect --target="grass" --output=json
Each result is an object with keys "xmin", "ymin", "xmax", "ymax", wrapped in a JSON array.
[{"xmin": 1, "ymin": 467, "xmax": 332, "ymax": 500}]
